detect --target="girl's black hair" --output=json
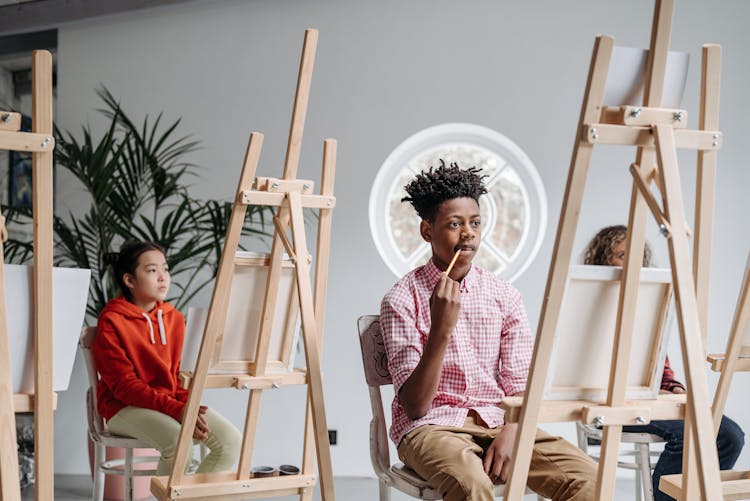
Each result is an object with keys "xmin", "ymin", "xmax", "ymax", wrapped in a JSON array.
[
  {"xmin": 401, "ymin": 159, "xmax": 488, "ymax": 221},
  {"xmin": 105, "ymin": 241, "xmax": 166, "ymax": 300}
]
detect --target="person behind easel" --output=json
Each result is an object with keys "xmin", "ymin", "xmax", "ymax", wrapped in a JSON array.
[
  {"xmin": 584, "ymin": 225, "xmax": 745, "ymax": 501},
  {"xmin": 380, "ymin": 160, "xmax": 597, "ymax": 501},
  {"xmin": 93, "ymin": 241, "xmax": 242, "ymax": 475}
]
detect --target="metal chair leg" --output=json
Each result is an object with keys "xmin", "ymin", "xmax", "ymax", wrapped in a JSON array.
[
  {"xmin": 124, "ymin": 447, "xmax": 135, "ymax": 501},
  {"xmin": 378, "ymin": 477, "xmax": 391, "ymax": 501},
  {"xmin": 637, "ymin": 443, "xmax": 655, "ymax": 501},
  {"xmin": 92, "ymin": 442, "xmax": 106, "ymax": 501}
]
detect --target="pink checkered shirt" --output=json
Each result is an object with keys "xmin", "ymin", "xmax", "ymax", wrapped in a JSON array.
[{"xmin": 380, "ymin": 260, "xmax": 533, "ymax": 445}]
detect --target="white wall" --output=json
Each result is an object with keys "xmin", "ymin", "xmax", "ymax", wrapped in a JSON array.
[{"xmin": 53, "ymin": 0, "xmax": 750, "ymax": 476}]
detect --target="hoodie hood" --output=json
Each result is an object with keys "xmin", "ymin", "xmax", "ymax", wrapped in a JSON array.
[{"xmin": 100, "ymin": 296, "xmax": 176, "ymax": 345}]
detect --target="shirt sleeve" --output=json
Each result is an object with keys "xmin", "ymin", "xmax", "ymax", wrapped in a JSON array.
[
  {"xmin": 498, "ymin": 286, "xmax": 534, "ymax": 396},
  {"xmin": 380, "ymin": 288, "xmax": 423, "ymax": 394},
  {"xmin": 93, "ymin": 317, "xmax": 186, "ymax": 421},
  {"xmin": 660, "ymin": 356, "xmax": 686, "ymax": 392}
]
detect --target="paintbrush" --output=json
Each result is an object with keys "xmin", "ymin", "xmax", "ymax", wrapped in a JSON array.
[{"xmin": 445, "ymin": 249, "xmax": 462, "ymax": 276}]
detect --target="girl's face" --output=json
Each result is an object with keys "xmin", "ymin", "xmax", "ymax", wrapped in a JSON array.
[
  {"xmin": 610, "ymin": 238, "xmax": 626, "ymax": 267},
  {"xmin": 123, "ymin": 249, "xmax": 170, "ymax": 311}
]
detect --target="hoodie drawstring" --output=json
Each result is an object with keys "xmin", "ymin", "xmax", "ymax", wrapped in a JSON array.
[
  {"xmin": 142, "ymin": 310, "xmax": 166, "ymax": 345},
  {"xmin": 157, "ymin": 309, "xmax": 167, "ymax": 345}
]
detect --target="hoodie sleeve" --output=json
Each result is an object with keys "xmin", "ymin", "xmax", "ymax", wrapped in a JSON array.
[{"xmin": 93, "ymin": 316, "xmax": 186, "ymax": 421}]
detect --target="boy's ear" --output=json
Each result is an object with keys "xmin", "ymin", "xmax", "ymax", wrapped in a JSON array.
[{"xmin": 420, "ymin": 219, "xmax": 432, "ymax": 243}]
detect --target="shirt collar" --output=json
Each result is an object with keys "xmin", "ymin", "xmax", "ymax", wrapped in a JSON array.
[{"xmin": 422, "ymin": 258, "xmax": 478, "ymax": 292}]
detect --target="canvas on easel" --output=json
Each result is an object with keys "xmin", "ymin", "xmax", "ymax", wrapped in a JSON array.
[
  {"xmin": 0, "ymin": 50, "xmax": 56, "ymax": 501},
  {"xmin": 181, "ymin": 251, "xmax": 301, "ymax": 377},
  {"xmin": 544, "ymin": 265, "xmax": 673, "ymax": 403},
  {"xmin": 501, "ymin": 2, "xmax": 725, "ymax": 500},
  {"xmin": 149, "ymin": 29, "xmax": 338, "ymax": 501}
]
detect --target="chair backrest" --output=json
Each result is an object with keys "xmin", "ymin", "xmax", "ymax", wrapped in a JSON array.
[
  {"xmin": 357, "ymin": 314, "xmax": 393, "ymax": 479},
  {"xmin": 358, "ymin": 315, "xmax": 391, "ymax": 386},
  {"xmin": 80, "ymin": 326, "xmax": 106, "ymax": 437}
]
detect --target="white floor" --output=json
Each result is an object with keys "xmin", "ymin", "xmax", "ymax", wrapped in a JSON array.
[{"xmin": 22, "ymin": 474, "xmax": 643, "ymax": 500}]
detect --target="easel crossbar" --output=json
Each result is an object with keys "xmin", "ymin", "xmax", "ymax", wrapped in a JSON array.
[
  {"xmin": 0, "ymin": 112, "xmax": 22, "ymax": 131},
  {"xmin": 151, "ymin": 473, "xmax": 317, "ymax": 500},
  {"xmin": 242, "ymin": 190, "xmax": 335, "ymax": 209},
  {"xmin": 501, "ymin": 395, "xmax": 685, "ymax": 423},
  {"xmin": 583, "ymin": 124, "xmax": 721, "ymax": 149},
  {"xmin": 0, "ymin": 131, "xmax": 54, "ymax": 152},
  {"xmin": 660, "ymin": 470, "xmax": 750, "ymax": 501},
  {"xmin": 600, "ymin": 105, "xmax": 688, "ymax": 128}
]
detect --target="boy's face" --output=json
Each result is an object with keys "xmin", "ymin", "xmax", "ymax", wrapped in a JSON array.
[{"xmin": 420, "ymin": 196, "xmax": 481, "ymax": 280}]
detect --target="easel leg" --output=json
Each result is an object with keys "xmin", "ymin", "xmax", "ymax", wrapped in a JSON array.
[
  {"xmin": 505, "ymin": 34, "xmax": 614, "ymax": 500},
  {"xmin": 597, "ymin": 152, "xmax": 653, "ymax": 501},
  {"xmin": 654, "ymin": 124, "xmax": 721, "ymax": 501},
  {"xmin": 289, "ymin": 192, "xmax": 335, "ymax": 501},
  {"xmin": 300, "ymin": 391, "xmax": 315, "ymax": 501},
  {"xmin": 31, "ymin": 49, "xmax": 55, "ymax": 501},
  {"xmin": 238, "ymin": 389, "xmax": 263, "ymax": 478}
]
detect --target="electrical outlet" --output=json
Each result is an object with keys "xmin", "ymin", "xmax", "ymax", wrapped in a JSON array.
[{"xmin": 328, "ymin": 429, "xmax": 337, "ymax": 445}]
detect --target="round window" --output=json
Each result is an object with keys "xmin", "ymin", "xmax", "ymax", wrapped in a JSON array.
[{"xmin": 369, "ymin": 123, "xmax": 547, "ymax": 282}]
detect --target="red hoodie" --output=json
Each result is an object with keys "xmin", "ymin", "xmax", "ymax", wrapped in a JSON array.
[{"xmin": 92, "ymin": 296, "xmax": 189, "ymax": 421}]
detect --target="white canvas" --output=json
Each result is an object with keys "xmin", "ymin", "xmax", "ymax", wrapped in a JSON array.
[
  {"xmin": 544, "ymin": 265, "xmax": 673, "ymax": 402},
  {"xmin": 604, "ymin": 46, "xmax": 689, "ymax": 108},
  {"xmin": 4, "ymin": 264, "xmax": 91, "ymax": 394},
  {"xmin": 182, "ymin": 251, "xmax": 300, "ymax": 374}
]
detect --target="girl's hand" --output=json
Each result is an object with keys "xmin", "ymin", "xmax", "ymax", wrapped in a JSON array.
[{"xmin": 181, "ymin": 405, "xmax": 211, "ymax": 441}]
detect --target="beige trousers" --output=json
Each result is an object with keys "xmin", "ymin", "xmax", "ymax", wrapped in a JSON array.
[
  {"xmin": 397, "ymin": 416, "xmax": 597, "ymax": 501},
  {"xmin": 107, "ymin": 405, "xmax": 242, "ymax": 475}
]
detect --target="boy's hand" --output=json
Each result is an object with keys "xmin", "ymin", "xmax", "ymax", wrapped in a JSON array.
[
  {"xmin": 429, "ymin": 273, "xmax": 461, "ymax": 338},
  {"xmin": 484, "ymin": 423, "xmax": 517, "ymax": 484}
]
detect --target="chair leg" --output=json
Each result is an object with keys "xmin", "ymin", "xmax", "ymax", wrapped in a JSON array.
[
  {"xmin": 575, "ymin": 425, "xmax": 588, "ymax": 453},
  {"xmin": 378, "ymin": 478, "xmax": 391, "ymax": 501},
  {"xmin": 124, "ymin": 447, "xmax": 135, "ymax": 501},
  {"xmin": 92, "ymin": 443, "xmax": 106, "ymax": 501},
  {"xmin": 637, "ymin": 443, "xmax": 655, "ymax": 501}
]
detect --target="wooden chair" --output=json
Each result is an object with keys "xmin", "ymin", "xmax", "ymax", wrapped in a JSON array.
[
  {"xmin": 357, "ymin": 315, "xmax": 542, "ymax": 500},
  {"xmin": 576, "ymin": 422, "xmax": 665, "ymax": 501},
  {"xmin": 79, "ymin": 326, "xmax": 159, "ymax": 501}
]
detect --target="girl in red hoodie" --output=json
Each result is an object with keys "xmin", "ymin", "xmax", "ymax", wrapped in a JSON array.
[{"xmin": 93, "ymin": 241, "xmax": 241, "ymax": 475}]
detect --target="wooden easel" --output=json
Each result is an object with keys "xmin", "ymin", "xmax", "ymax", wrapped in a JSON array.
[
  {"xmin": 659, "ymin": 250, "xmax": 750, "ymax": 499},
  {"xmin": 150, "ymin": 29, "xmax": 337, "ymax": 501},
  {"xmin": 0, "ymin": 50, "xmax": 55, "ymax": 501},
  {"xmin": 502, "ymin": 2, "xmax": 725, "ymax": 500}
]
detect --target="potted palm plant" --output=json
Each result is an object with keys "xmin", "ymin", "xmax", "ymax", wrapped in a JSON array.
[{"xmin": 3, "ymin": 87, "xmax": 271, "ymax": 319}]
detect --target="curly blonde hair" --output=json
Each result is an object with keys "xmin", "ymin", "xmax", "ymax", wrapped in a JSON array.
[{"xmin": 583, "ymin": 225, "xmax": 652, "ymax": 267}]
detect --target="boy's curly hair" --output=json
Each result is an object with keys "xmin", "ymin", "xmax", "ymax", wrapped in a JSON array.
[
  {"xmin": 401, "ymin": 159, "xmax": 488, "ymax": 221},
  {"xmin": 583, "ymin": 224, "xmax": 652, "ymax": 267}
]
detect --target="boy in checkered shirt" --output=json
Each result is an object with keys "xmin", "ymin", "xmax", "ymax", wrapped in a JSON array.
[{"xmin": 380, "ymin": 161, "xmax": 596, "ymax": 500}]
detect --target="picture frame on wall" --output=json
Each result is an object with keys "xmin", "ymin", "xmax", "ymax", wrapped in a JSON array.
[{"xmin": 8, "ymin": 150, "xmax": 32, "ymax": 208}]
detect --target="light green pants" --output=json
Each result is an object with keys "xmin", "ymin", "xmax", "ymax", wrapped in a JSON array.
[{"xmin": 107, "ymin": 406, "xmax": 242, "ymax": 475}]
